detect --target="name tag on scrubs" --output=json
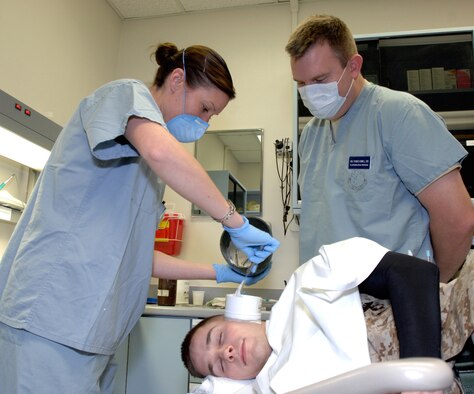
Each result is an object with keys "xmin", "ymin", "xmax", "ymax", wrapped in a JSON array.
[{"xmin": 348, "ymin": 156, "xmax": 370, "ymax": 170}]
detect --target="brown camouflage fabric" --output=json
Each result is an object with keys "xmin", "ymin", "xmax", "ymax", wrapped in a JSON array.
[{"xmin": 363, "ymin": 251, "xmax": 474, "ymax": 394}]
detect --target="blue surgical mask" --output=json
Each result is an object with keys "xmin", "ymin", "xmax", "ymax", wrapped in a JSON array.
[
  {"xmin": 166, "ymin": 114, "xmax": 208, "ymax": 142},
  {"xmin": 166, "ymin": 50, "xmax": 209, "ymax": 142}
]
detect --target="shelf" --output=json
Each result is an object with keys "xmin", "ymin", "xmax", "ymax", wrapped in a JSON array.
[
  {"xmin": 357, "ymin": 29, "xmax": 474, "ymax": 113},
  {"xmin": 0, "ymin": 205, "xmax": 21, "ymax": 224},
  {"xmin": 408, "ymin": 88, "xmax": 474, "ymax": 94}
]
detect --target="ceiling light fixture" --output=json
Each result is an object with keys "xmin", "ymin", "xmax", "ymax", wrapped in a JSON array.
[
  {"xmin": 0, "ymin": 125, "xmax": 51, "ymax": 171},
  {"xmin": 0, "ymin": 89, "xmax": 61, "ymax": 171}
]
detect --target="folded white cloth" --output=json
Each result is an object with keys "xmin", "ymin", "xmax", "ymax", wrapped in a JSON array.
[
  {"xmin": 190, "ymin": 376, "xmax": 256, "ymax": 394},
  {"xmin": 192, "ymin": 238, "xmax": 389, "ymax": 394},
  {"xmin": 206, "ymin": 297, "xmax": 226, "ymax": 309},
  {"xmin": 257, "ymin": 237, "xmax": 389, "ymax": 393}
]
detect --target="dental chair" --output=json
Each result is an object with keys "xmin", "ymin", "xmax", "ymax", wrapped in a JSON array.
[
  {"xmin": 288, "ymin": 251, "xmax": 473, "ymax": 394},
  {"xmin": 192, "ymin": 357, "xmax": 455, "ymax": 394},
  {"xmin": 286, "ymin": 357, "xmax": 453, "ymax": 394}
]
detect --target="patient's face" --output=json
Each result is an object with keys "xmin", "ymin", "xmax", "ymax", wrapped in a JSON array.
[{"xmin": 189, "ymin": 315, "xmax": 272, "ymax": 380}]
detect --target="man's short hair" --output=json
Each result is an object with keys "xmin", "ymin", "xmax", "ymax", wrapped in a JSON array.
[{"xmin": 285, "ymin": 14, "xmax": 357, "ymax": 66}]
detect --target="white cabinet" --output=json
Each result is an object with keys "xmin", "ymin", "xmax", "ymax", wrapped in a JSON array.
[{"xmin": 124, "ymin": 316, "xmax": 191, "ymax": 393}]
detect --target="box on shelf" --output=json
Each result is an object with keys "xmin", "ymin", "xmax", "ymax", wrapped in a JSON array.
[
  {"xmin": 154, "ymin": 212, "xmax": 185, "ymax": 256},
  {"xmin": 419, "ymin": 69, "xmax": 433, "ymax": 90},
  {"xmin": 406, "ymin": 69, "xmax": 420, "ymax": 91},
  {"xmin": 456, "ymin": 69, "xmax": 471, "ymax": 89},
  {"xmin": 445, "ymin": 69, "xmax": 458, "ymax": 89},
  {"xmin": 431, "ymin": 67, "xmax": 445, "ymax": 90}
]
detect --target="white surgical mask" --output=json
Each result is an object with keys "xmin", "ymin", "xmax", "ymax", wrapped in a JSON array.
[
  {"xmin": 166, "ymin": 50, "xmax": 209, "ymax": 142},
  {"xmin": 298, "ymin": 66, "xmax": 354, "ymax": 119}
]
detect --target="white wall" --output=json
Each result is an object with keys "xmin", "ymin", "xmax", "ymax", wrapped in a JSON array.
[
  {"xmin": 1, "ymin": 0, "xmax": 473, "ymax": 288},
  {"xmin": 0, "ymin": 0, "xmax": 121, "ymax": 256},
  {"xmin": 0, "ymin": 0, "xmax": 121, "ymax": 126},
  {"xmin": 196, "ymin": 134, "xmax": 226, "ymax": 170},
  {"xmin": 298, "ymin": 0, "xmax": 474, "ymax": 35}
]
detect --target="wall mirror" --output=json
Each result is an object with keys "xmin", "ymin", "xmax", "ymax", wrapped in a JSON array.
[{"xmin": 193, "ymin": 129, "xmax": 263, "ymax": 217}]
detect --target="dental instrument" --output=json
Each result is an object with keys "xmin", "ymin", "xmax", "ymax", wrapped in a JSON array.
[
  {"xmin": 0, "ymin": 174, "xmax": 15, "ymax": 191},
  {"xmin": 235, "ymin": 261, "xmax": 257, "ymax": 296}
]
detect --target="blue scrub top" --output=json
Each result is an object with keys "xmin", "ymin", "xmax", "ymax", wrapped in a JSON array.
[
  {"xmin": 298, "ymin": 83, "xmax": 467, "ymax": 264},
  {"xmin": 0, "ymin": 79, "xmax": 166, "ymax": 354}
]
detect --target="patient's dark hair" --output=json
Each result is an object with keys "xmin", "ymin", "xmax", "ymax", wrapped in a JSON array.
[{"xmin": 181, "ymin": 315, "xmax": 222, "ymax": 378}]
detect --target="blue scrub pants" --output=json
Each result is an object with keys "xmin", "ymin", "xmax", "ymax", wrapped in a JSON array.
[
  {"xmin": 359, "ymin": 251, "xmax": 442, "ymax": 358},
  {"xmin": 0, "ymin": 322, "xmax": 116, "ymax": 394}
]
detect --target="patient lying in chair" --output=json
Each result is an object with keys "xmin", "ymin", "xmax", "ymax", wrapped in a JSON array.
[{"xmin": 181, "ymin": 238, "xmax": 474, "ymax": 394}]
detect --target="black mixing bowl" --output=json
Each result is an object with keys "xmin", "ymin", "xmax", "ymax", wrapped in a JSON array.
[{"xmin": 220, "ymin": 216, "xmax": 273, "ymax": 276}]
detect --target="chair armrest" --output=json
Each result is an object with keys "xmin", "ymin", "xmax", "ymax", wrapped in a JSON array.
[{"xmin": 285, "ymin": 358, "xmax": 453, "ymax": 394}]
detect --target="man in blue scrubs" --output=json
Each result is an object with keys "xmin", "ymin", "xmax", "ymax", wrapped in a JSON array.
[{"xmin": 285, "ymin": 14, "xmax": 474, "ymax": 283}]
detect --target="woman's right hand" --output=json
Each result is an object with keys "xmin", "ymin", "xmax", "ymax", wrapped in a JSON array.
[{"xmin": 223, "ymin": 217, "xmax": 280, "ymax": 264}]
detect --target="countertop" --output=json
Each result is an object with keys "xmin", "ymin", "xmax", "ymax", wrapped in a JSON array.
[{"xmin": 143, "ymin": 303, "xmax": 271, "ymax": 320}]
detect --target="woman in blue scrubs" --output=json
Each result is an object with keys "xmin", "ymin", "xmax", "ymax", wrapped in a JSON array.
[{"xmin": 0, "ymin": 43, "xmax": 279, "ymax": 394}]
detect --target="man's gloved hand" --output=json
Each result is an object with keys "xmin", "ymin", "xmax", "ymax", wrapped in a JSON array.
[
  {"xmin": 213, "ymin": 263, "xmax": 272, "ymax": 285},
  {"xmin": 223, "ymin": 217, "xmax": 280, "ymax": 264}
]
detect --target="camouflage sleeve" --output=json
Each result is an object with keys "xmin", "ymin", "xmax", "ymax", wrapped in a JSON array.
[{"xmin": 363, "ymin": 251, "xmax": 474, "ymax": 394}]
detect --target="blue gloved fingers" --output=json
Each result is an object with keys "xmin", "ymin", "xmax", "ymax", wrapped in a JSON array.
[
  {"xmin": 242, "ymin": 240, "xmax": 280, "ymax": 265},
  {"xmin": 213, "ymin": 263, "xmax": 245, "ymax": 284},
  {"xmin": 237, "ymin": 245, "xmax": 275, "ymax": 264},
  {"xmin": 241, "ymin": 249, "xmax": 264, "ymax": 265},
  {"xmin": 212, "ymin": 263, "xmax": 272, "ymax": 285},
  {"xmin": 244, "ymin": 264, "xmax": 272, "ymax": 286},
  {"xmin": 253, "ymin": 242, "xmax": 280, "ymax": 259},
  {"xmin": 224, "ymin": 217, "xmax": 281, "ymax": 263},
  {"xmin": 263, "ymin": 239, "xmax": 280, "ymax": 254}
]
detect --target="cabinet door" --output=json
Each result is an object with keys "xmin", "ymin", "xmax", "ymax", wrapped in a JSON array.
[{"xmin": 126, "ymin": 317, "xmax": 191, "ymax": 394}]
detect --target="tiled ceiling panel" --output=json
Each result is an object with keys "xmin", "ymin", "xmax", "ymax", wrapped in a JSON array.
[
  {"xmin": 181, "ymin": 0, "xmax": 278, "ymax": 12},
  {"xmin": 106, "ymin": 0, "xmax": 289, "ymax": 19}
]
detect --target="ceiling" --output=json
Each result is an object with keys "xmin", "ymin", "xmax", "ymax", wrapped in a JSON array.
[
  {"xmin": 106, "ymin": 0, "xmax": 290, "ymax": 19},
  {"xmin": 217, "ymin": 132, "xmax": 261, "ymax": 163}
]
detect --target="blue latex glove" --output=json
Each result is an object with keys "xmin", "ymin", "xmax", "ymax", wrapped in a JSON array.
[
  {"xmin": 213, "ymin": 263, "xmax": 272, "ymax": 285},
  {"xmin": 223, "ymin": 217, "xmax": 280, "ymax": 264}
]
